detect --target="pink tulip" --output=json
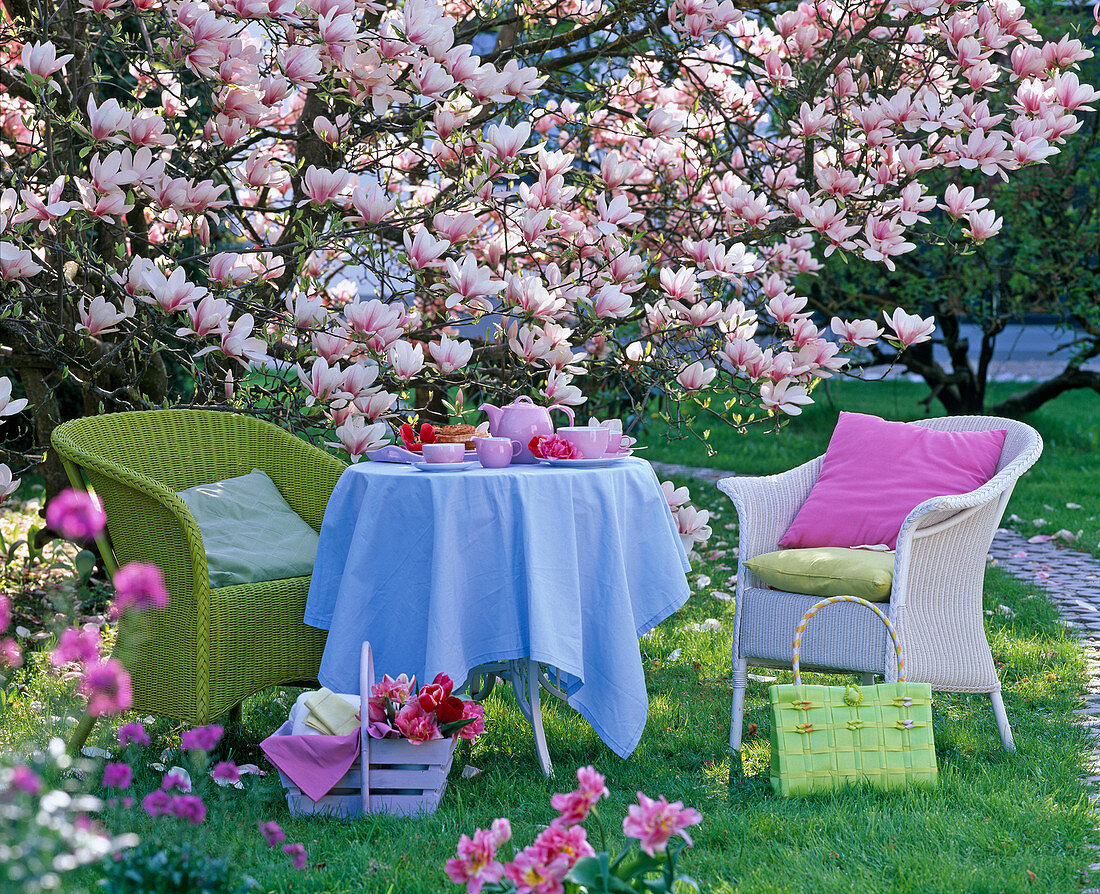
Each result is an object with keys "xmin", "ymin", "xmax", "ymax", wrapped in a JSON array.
[
  {"xmin": 884, "ymin": 307, "xmax": 936, "ymax": 346},
  {"xmin": 446, "ymin": 820, "xmax": 510, "ymax": 893},
  {"xmin": 21, "ymin": 41, "xmax": 74, "ymax": 79},
  {"xmin": 622, "ymin": 792, "xmax": 702, "ymax": 857}
]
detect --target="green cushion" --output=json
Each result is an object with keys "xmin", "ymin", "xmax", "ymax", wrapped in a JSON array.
[
  {"xmin": 744, "ymin": 547, "xmax": 894, "ymax": 602},
  {"xmin": 178, "ymin": 469, "xmax": 319, "ymax": 589}
]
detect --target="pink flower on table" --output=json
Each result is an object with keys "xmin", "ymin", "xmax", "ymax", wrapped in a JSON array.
[
  {"xmin": 51, "ymin": 626, "xmax": 101, "ymax": 666},
  {"xmin": 394, "ymin": 701, "xmax": 443, "ymax": 743},
  {"xmin": 118, "ymin": 721, "xmax": 150, "ymax": 748},
  {"xmin": 445, "ymin": 819, "xmax": 511, "ymax": 894},
  {"xmin": 111, "ymin": 562, "xmax": 170, "ymax": 615},
  {"xmin": 259, "ymin": 820, "xmax": 286, "ymax": 847},
  {"xmin": 622, "ymin": 792, "xmax": 702, "ymax": 857},
  {"xmin": 372, "ymin": 673, "xmax": 415, "ymax": 702},
  {"xmin": 46, "ymin": 489, "xmax": 106, "ymax": 540},
  {"xmin": 81, "ymin": 658, "xmax": 132, "ymax": 716},
  {"xmin": 503, "ymin": 846, "xmax": 571, "ymax": 894},
  {"xmin": 11, "ymin": 765, "xmax": 42, "ymax": 795},
  {"xmin": 283, "ymin": 842, "xmax": 308, "ymax": 869},
  {"xmin": 529, "ymin": 435, "xmax": 580, "ymax": 460},
  {"xmin": 457, "ymin": 701, "xmax": 485, "ymax": 741},
  {"xmin": 550, "ymin": 765, "xmax": 608, "ymax": 827},
  {"xmin": 181, "ymin": 724, "xmax": 223, "ymax": 752},
  {"xmin": 102, "ymin": 762, "xmax": 133, "ymax": 789},
  {"xmin": 169, "ymin": 793, "xmax": 207, "ymax": 825}
]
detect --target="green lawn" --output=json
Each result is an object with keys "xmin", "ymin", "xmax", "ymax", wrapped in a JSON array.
[{"xmin": 2, "ymin": 381, "xmax": 1098, "ymax": 892}]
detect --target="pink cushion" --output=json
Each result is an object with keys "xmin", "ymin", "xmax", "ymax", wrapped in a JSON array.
[{"xmin": 779, "ymin": 413, "xmax": 1007, "ymax": 550}]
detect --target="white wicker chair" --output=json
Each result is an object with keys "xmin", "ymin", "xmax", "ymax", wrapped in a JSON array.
[{"xmin": 718, "ymin": 416, "xmax": 1043, "ymax": 753}]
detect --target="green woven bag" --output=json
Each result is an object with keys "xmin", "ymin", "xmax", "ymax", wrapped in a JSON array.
[{"xmin": 768, "ymin": 595, "xmax": 938, "ymax": 797}]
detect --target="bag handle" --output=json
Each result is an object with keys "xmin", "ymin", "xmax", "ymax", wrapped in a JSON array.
[
  {"xmin": 359, "ymin": 641, "xmax": 374, "ymax": 813},
  {"xmin": 792, "ymin": 595, "xmax": 905, "ymax": 685}
]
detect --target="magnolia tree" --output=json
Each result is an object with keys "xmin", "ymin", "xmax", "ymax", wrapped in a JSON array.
[{"xmin": 0, "ymin": 0, "xmax": 1096, "ymax": 499}]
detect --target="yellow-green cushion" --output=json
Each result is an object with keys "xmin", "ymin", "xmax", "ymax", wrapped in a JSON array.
[{"xmin": 744, "ymin": 547, "xmax": 894, "ymax": 602}]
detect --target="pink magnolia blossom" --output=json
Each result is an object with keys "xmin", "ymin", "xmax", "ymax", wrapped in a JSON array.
[
  {"xmin": 403, "ymin": 227, "xmax": 450, "ymax": 270},
  {"xmin": 21, "ymin": 41, "xmax": 74, "ymax": 78},
  {"xmin": 46, "ymin": 489, "xmax": 106, "ymax": 540},
  {"xmin": 300, "ymin": 165, "xmax": 351, "ymax": 207},
  {"xmin": 0, "ymin": 376, "xmax": 29, "ymax": 418},
  {"xmin": 429, "ymin": 333, "xmax": 474, "ymax": 373},
  {"xmin": 675, "ymin": 505, "xmax": 711, "ymax": 552},
  {"xmin": 349, "ymin": 181, "xmax": 397, "ymax": 224},
  {"xmin": 884, "ymin": 307, "xmax": 936, "ymax": 346},
  {"xmin": 83, "ymin": 96, "xmax": 132, "ymax": 142},
  {"xmin": 760, "ymin": 379, "xmax": 814, "ymax": 416},
  {"xmin": 13, "ymin": 177, "xmax": 71, "ymax": 230},
  {"xmin": 676, "ymin": 361, "xmax": 717, "ymax": 392},
  {"xmin": 964, "ymin": 209, "xmax": 1003, "ymax": 243},
  {"xmin": 76, "ymin": 296, "xmax": 135, "ymax": 337},
  {"xmin": 622, "ymin": 792, "xmax": 702, "ymax": 857},
  {"xmin": 329, "ymin": 417, "xmax": 390, "ymax": 462},
  {"xmin": 830, "ymin": 317, "xmax": 883, "ymax": 348},
  {"xmin": 388, "ymin": 341, "xmax": 426, "ymax": 380},
  {"xmin": 0, "ymin": 243, "xmax": 43, "ymax": 281}
]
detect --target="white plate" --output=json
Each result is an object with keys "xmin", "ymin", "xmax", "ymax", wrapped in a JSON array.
[
  {"xmin": 411, "ymin": 461, "xmax": 480, "ymax": 472},
  {"xmin": 537, "ymin": 455, "xmax": 633, "ymax": 468}
]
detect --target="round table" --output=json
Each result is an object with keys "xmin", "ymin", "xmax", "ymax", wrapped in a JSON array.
[{"xmin": 304, "ymin": 458, "xmax": 691, "ymax": 774}]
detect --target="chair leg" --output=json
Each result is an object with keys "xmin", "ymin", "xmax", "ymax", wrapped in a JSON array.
[
  {"xmin": 68, "ymin": 713, "xmax": 98, "ymax": 755},
  {"xmin": 730, "ymin": 658, "xmax": 748, "ymax": 751},
  {"xmin": 990, "ymin": 690, "xmax": 1015, "ymax": 751}
]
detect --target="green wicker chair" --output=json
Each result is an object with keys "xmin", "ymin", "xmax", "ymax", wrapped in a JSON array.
[{"xmin": 51, "ymin": 409, "xmax": 347, "ymax": 747}]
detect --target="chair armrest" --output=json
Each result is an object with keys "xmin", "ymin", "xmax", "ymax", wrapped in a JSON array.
[
  {"xmin": 254, "ymin": 426, "xmax": 347, "ymax": 532},
  {"xmin": 716, "ymin": 456, "xmax": 823, "ymax": 564}
]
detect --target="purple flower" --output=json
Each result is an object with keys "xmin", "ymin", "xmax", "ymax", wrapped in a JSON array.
[
  {"xmin": 142, "ymin": 789, "xmax": 173, "ymax": 818},
  {"xmin": 259, "ymin": 820, "xmax": 286, "ymax": 847},
  {"xmin": 211, "ymin": 761, "xmax": 239, "ymax": 784},
  {"xmin": 169, "ymin": 794, "xmax": 207, "ymax": 825},
  {"xmin": 80, "ymin": 658, "xmax": 132, "ymax": 717},
  {"xmin": 160, "ymin": 769, "xmax": 191, "ymax": 792},
  {"xmin": 283, "ymin": 842, "xmax": 308, "ymax": 870},
  {"xmin": 102, "ymin": 762, "xmax": 133, "ymax": 790},
  {"xmin": 111, "ymin": 562, "xmax": 169, "ymax": 617},
  {"xmin": 10, "ymin": 765, "xmax": 42, "ymax": 795},
  {"xmin": 0, "ymin": 638, "xmax": 21, "ymax": 669},
  {"xmin": 180, "ymin": 724, "xmax": 223, "ymax": 753},
  {"xmin": 118, "ymin": 722, "xmax": 150, "ymax": 748},
  {"xmin": 0, "ymin": 594, "xmax": 10, "ymax": 632},
  {"xmin": 50, "ymin": 626, "xmax": 101, "ymax": 667},
  {"xmin": 46, "ymin": 489, "xmax": 107, "ymax": 540}
]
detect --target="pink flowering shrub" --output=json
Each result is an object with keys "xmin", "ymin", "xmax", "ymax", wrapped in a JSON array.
[{"xmin": 447, "ymin": 765, "xmax": 701, "ymax": 894}]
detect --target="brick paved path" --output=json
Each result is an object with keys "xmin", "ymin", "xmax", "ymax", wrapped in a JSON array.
[{"xmin": 655, "ymin": 460, "xmax": 1100, "ymax": 887}]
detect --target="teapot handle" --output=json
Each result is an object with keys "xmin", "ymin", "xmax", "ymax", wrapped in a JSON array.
[{"xmin": 548, "ymin": 404, "xmax": 575, "ymax": 427}]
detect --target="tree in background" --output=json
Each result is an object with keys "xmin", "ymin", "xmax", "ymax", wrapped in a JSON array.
[
  {"xmin": 0, "ymin": 0, "xmax": 1094, "ymax": 503},
  {"xmin": 803, "ymin": 3, "xmax": 1100, "ymax": 416}
]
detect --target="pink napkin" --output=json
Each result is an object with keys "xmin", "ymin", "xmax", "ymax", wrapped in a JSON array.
[{"xmin": 260, "ymin": 729, "xmax": 361, "ymax": 802}]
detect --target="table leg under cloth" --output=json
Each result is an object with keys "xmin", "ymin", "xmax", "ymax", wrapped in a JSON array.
[{"xmin": 463, "ymin": 659, "xmax": 569, "ymax": 777}]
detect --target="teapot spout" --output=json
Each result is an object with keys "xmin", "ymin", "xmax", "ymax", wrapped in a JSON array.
[{"xmin": 479, "ymin": 402, "xmax": 502, "ymax": 433}]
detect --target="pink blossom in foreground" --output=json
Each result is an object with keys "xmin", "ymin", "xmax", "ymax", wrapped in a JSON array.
[
  {"xmin": 457, "ymin": 701, "xmax": 485, "ymax": 741},
  {"xmin": 830, "ymin": 317, "xmax": 883, "ymax": 348},
  {"xmin": 111, "ymin": 562, "xmax": 170, "ymax": 615},
  {"xmin": 0, "ymin": 595, "xmax": 9, "ymax": 632},
  {"xmin": 102, "ymin": 762, "xmax": 133, "ymax": 789},
  {"xmin": 283, "ymin": 842, "xmax": 308, "ymax": 869},
  {"xmin": 180, "ymin": 724, "xmax": 223, "ymax": 752},
  {"xmin": 676, "ymin": 362, "xmax": 717, "ymax": 392},
  {"xmin": 0, "ymin": 638, "xmax": 22, "ymax": 668},
  {"xmin": 11, "ymin": 765, "xmax": 43, "ymax": 795},
  {"xmin": 550, "ymin": 765, "xmax": 609, "ymax": 827},
  {"xmin": 76, "ymin": 296, "xmax": 135, "ymax": 337},
  {"xmin": 0, "ymin": 242, "xmax": 44, "ymax": 281},
  {"xmin": 260, "ymin": 820, "xmax": 286, "ymax": 847},
  {"xmin": 50, "ymin": 626, "xmax": 101, "ymax": 666},
  {"xmin": 530, "ymin": 823, "xmax": 594, "ymax": 873},
  {"xmin": 46, "ymin": 489, "xmax": 107, "ymax": 540},
  {"xmin": 211, "ymin": 761, "xmax": 240, "ymax": 784},
  {"xmin": 445, "ymin": 819, "xmax": 511, "ymax": 894},
  {"xmin": 169, "ymin": 794, "xmax": 207, "ymax": 825},
  {"xmin": 503, "ymin": 846, "xmax": 571, "ymax": 894},
  {"xmin": 621, "ymin": 792, "xmax": 702, "ymax": 857},
  {"xmin": 759, "ymin": 379, "xmax": 814, "ymax": 416},
  {"xmin": 118, "ymin": 722, "xmax": 151, "ymax": 747},
  {"xmin": 142, "ymin": 789, "xmax": 172, "ymax": 818},
  {"xmin": 81, "ymin": 658, "xmax": 132, "ymax": 716}
]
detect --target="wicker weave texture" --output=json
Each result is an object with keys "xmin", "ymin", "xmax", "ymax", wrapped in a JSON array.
[
  {"xmin": 720, "ymin": 416, "xmax": 1043, "ymax": 749},
  {"xmin": 51, "ymin": 409, "xmax": 346, "ymax": 724}
]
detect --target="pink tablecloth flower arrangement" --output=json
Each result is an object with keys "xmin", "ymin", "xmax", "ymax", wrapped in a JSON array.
[{"xmin": 528, "ymin": 434, "xmax": 581, "ymax": 460}]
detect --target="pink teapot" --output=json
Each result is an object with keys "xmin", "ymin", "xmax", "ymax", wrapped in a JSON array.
[{"xmin": 479, "ymin": 396, "xmax": 575, "ymax": 464}]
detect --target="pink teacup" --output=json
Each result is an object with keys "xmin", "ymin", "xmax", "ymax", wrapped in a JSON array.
[
  {"xmin": 476, "ymin": 437, "xmax": 521, "ymax": 469},
  {"xmin": 557, "ymin": 426, "xmax": 610, "ymax": 460},
  {"xmin": 606, "ymin": 431, "xmax": 623, "ymax": 454},
  {"xmin": 422, "ymin": 442, "xmax": 465, "ymax": 463}
]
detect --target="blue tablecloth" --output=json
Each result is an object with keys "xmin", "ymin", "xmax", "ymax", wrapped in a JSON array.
[{"xmin": 304, "ymin": 458, "xmax": 691, "ymax": 758}]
